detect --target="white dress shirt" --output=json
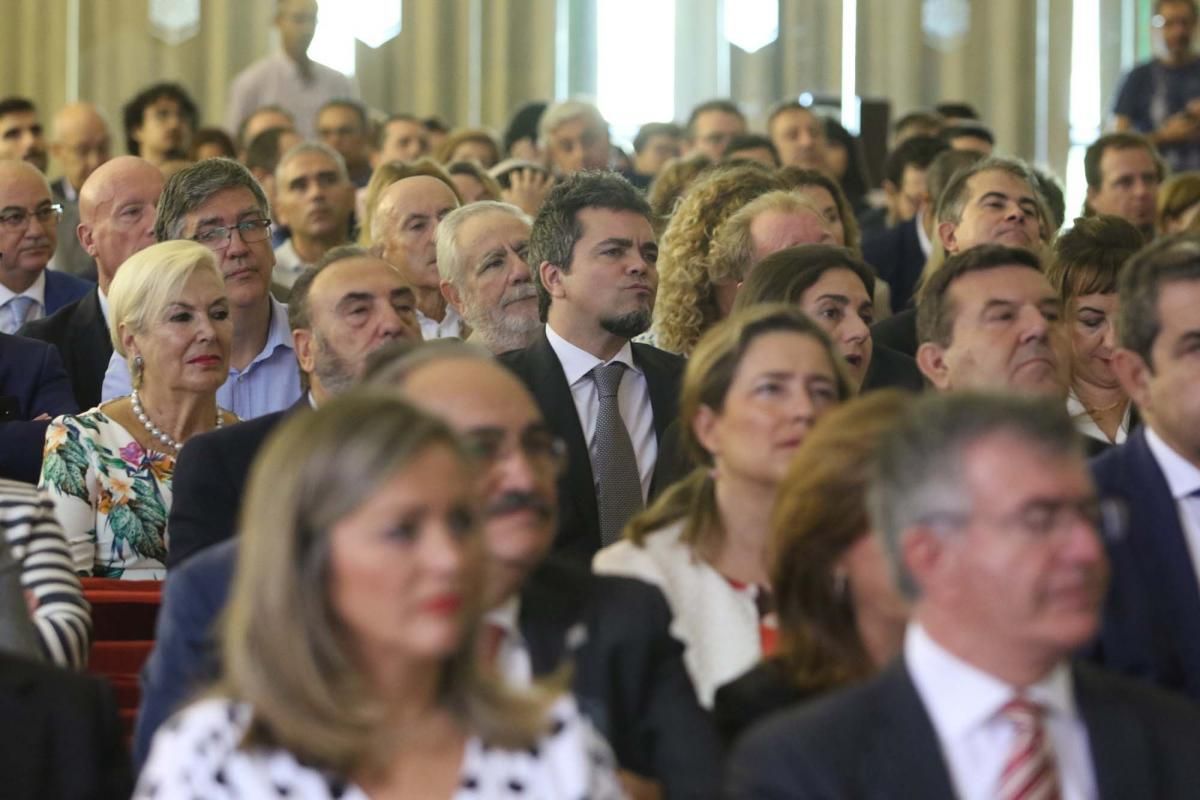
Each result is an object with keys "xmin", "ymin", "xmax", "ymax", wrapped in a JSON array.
[
  {"xmin": 271, "ymin": 239, "xmax": 310, "ymax": 289},
  {"xmin": 1143, "ymin": 427, "xmax": 1200, "ymax": 588},
  {"xmin": 417, "ymin": 305, "xmax": 465, "ymax": 341},
  {"xmin": 0, "ymin": 271, "xmax": 47, "ymax": 333},
  {"xmin": 905, "ymin": 623, "xmax": 1098, "ymax": 800},
  {"xmin": 484, "ymin": 595, "xmax": 533, "ymax": 686},
  {"xmin": 224, "ymin": 53, "xmax": 359, "ymax": 139},
  {"xmin": 1066, "ymin": 390, "xmax": 1131, "ymax": 446},
  {"xmin": 545, "ymin": 323, "xmax": 656, "ymax": 500}
]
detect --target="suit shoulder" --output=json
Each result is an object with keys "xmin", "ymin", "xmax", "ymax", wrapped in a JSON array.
[
  {"xmin": 45, "ymin": 270, "xmax": 92, "ymax": 295},
  {"xmin": 1077, "ymin": 662, "xmax": 1200, "ymax": 733},
  {"xmin": 0, "ymin": 650, "xmax": 108, "ymax": 702},
  {"xmin": 17, "ymin": 300, "xmax": 77, "ymax": 342},
  {"xmin": 180, "ymin": 409, "xmax": 287, "ymax": 458},
  {"xmin": 632, "ymin": 342, "xmax": 685, "ymax": 373}
]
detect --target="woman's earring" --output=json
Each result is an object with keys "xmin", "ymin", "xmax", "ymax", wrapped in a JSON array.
[{"xmin": 132, "ymin": 355, "xmax": 145, "ymax": 389}]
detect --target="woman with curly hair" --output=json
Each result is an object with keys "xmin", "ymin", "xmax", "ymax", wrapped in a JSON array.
[
  {"xmin": 652, "ymin": 162, "xmax": 784, "ymax": 354},
  {"xmin": 646, "ymin": 153, "xmax": 713, "ymax": 232}
]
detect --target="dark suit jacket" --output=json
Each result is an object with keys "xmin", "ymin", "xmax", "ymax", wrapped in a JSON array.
[
  {"xmin": 726, "ymin": 657, "xmax": 1200, "ymax": 799},
  {"xmin": 166, "ymin": 398, "xmax": 309, "ymax": 568},
  {"xmin": 19, "ymin": 289, "xmax": 111, "ymax": 410},
  {"xmin": 1090, "ymin": 427, "xmax": 1200, "ymax": 701},
  {"xmin": 870, "ymin": 306, "xmax": 918, "ymax": 360},
  {"xmin": 137, "ymin": 544, "xmax": 722, "ymax": 798},
  {"xmin": 861, "ymin": 343, "xmax": 924, "ymax": 393},
  {"xmin": 498, "ymin": 331, "xmax": 686, "ymax": 564},
  {"xmin": 861, "ymin": 217, "xmax": 926, "ymax": 314},
  {"xmin": 43, "ymin": 269, "xmax": 92, "ymax": 316},
  {"xmin": 0, "ymin": 651, "xmax": 131, "ymax": 800},
  {"xmin": 0, "ymin": 333, "xmax": 78, "ymax": 483}
]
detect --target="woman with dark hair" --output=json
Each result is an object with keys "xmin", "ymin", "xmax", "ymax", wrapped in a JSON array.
[
  {"xmin": 734, "ymin": 245, "xmax": 923, "ymax": 392},
  {"xmin": 822, "ymin": 117, "xmax": 871, "ymax": 216},
  {"xmin": 712, "ymin": 389, "xmax": 913, "ymax": 746},
  {"xmin": 595, "ymin": 304, "xmax": 852, "ymax": 706},
  {"xmin": 136, "ymin": 393, "xmax": 620, "ymax": 797}
]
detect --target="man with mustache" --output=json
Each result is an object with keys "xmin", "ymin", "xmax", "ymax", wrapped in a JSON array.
[
  {"xmin": 437, "ymin": 201, "xmax": 541, "ymax": 354},
  {"xmin": 270, "ymin": 142, "xmax": 354, "ymax": 290},
  {"xmin": 915, "ymin": 244, "xmax": 1069, "ymax": 398}
]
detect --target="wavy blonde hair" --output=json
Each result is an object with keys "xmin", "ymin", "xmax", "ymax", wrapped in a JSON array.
[{"xmin": 653, "ymin": 162, "xmax": 784, "ymax": 354}]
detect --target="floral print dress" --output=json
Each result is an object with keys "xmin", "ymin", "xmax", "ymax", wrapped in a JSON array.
[{"xmin": 39, "ymin": 409, "xmax": 173, "ymax": 579}]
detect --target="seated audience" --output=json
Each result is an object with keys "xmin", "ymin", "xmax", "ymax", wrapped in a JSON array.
[
  {"xmin": 0, "ymin": 477, "xmax": 90, "ymax": 669},
  {"xmin": 446, "ymin": 159, "xmax": 502, "ymax": 204},
  {"xmin": 653, "ymin": 161, "xmax": 784, "ymax": 353},
  {"xmin": 0, "ymin": 160, "xmax": 91, "ymax": 335},
  {"xmin": 424, "ymin": 115, "xmax": 452, "ymax": 155},
  {"xmin": 435, "ymin": 127, "xmax": 501, "ymax": 168},
  {"xmin": 539, "ymin": 100, "xmax": 611, "ymax": 176},
  {"xmin": 891, "ymin": 109, "xmax": 943, "ymax": 146},
  {"xmin": 233, "ymin": 104, "xmax": 294, "ymax": 160},
  {"xmin": 941, "ymin": 120, "xmax": 995, "ymax": 154},
  {"xmin": 767, "ymin": 101, "xmax": 828, "ymax": 170},
  {"xmin": 595, "ymin": 305, "xmax": 851, "ymax": 705},
  {"xmin": 728, "ymin": 392, "xmax": 1200, "ymax": 799},
  {"xmin": 437, "ymin": 201, "xmax": 540, "ymax": 354},
  {"xmin": 684, "ymin": 99, "xmax": 747, "ymax": 160},
  {"xmin": 375, "ymin": 112, "xmax": 429, "ymax": 164},
  {"xmin": 41, "ymin": 241, "xmax": 234, "ymax": 578},
  {"xmin": 713, "ymin": 390, "xmax": 913, "ymax": 745},
  {"xmin": 188, "ymin": 127, "xmax": 237, "ymax": 161},
  {"xmin": 490, "ymin": 159, "xmax": 556, "ymax": 217},
  {"xmin": 646, "ymin": 153, "xmax": 713, "ymax": 232},
  {"xmin": 316, "ymin": 98, "xmax": 373, "ymax": 186},
  {"xmin": 501, "ymin": 101, "xmax": 546, "ymax": 162},
  {"xmin": 822, "ymin": 117, "xmax": 871, "ymax": 215},
  {"xmin": 1046, "ymin": 215, "xmax": 1144, "ymax": 452},
  {"xmin": 47, "ymin": 101, "xmax": 110, "ymax": 281},
  {"xmin": 122, "ymin": 82, "xmax": 197, "ymax": 170},
  {"xmin": 1156, "ymin": 170, "xmax": 1200, "ymax": 234},
  {"xmin": 1084, "ymin": 131, "xmax": 1163, "ymax": 240},
  {"xmin": 270, "ymin": 142, "xmax": 355, "ymax": 289},
  {"xmin": 876, "ymin": 135, "xmax": 948, "ymax": 232},
  {"xmin": 630, "ymin": 121, "xmax": 684, "ymax": 187},
  {"xmin": 733, "ymin": 245, "xmax": 923, "ymax": 392},
  {"xmin": 776, "ymin": 166, "xmax": 862, "ymax": 252},
  {"xmin": 136, "ymin": 393, "xmax": 621, "ymax": 798},
  {"xmin": 723, "ymin": 134, "xmax": 780, "ymax": 167},
  {"xmin": 244, "ymin": 125, "xmax": 303, "ymax": 216}
]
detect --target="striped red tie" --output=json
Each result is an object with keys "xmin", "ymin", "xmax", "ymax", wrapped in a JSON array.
[{"xmin": 996, "ymin": 697, "xmax": 1061, "ymax": 800}]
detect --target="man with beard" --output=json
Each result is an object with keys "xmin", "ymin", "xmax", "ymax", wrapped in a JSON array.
[
  {"xmin": 270, "ymin": 142, "xmax": 354, "ymax": 290},
  {"xmin": 121, "ymin": 83, "xmax": 198, "ymax": 170},
  {"xmin": 164, "ymin": 245, "xmax": 419, "ymax": 568},
  {"xmin": 436, "ymin": 201, "xmax": 541, "ymax": 354},
  {"xmin": 499, "ymin": 172, "xmax": 685, "ymax": 565}
]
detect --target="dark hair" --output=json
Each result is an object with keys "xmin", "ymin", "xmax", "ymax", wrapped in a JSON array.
[
  {"xmin": 1084, "ymin": 132, "xmax": 1165, "ymax": 189},
  {"xmin": 942, "ymin": 122, "xmax": 995, "ymax": 147},
  {"xmin": 318, "ymin": 98, "xmax": 368, "ymax": 132},
  {"xmin": 767, "ymin": 100, "xmax": 816, "ymax": 133},
  {"xmin": 776, "ymin": 166, "xmax": 862, "ymax": 253},
  {"xmin": 934, "ymin": 102, "xmax": 980, "ymax": 120},
  {"xmin": 423, "ymin": 116, "xmax": 451, "ymax": 135},
  {"xmin": 0, "ymin": 96, "xmax": 36, "ymax": 118},
  {"xmin": 633, "ymin": 122, "xmax": 684, "ymax": 154},
  {"xmin": 917, "ymin": 244, "xmax": 1044, "ymax": 347},
  {"xmin": 154, "ymin": 157, "xmax": 270, "ymax": 242},
  {"xmin": 1048, "ymin": 216, "xmax": 1143, "ymax": 303},
  {"xmin": 503, "ymin": 102, "xmax": 547, "ymax": 155},
  {"xmin": 528, "ymin": 171, "xmax": 652, "ymax": 319},
  {"xmin": 122, "ymin": 83, "xmax": 199, "ymax": 156},
  {"xmin": 190, "ymin": 127, "xmax": 237, "ymax": 161},
  {"xmin": 823, "ymin": 117, "xmax": 871, "ymax": 204},
  {"xmin": 1032, "ymin": 168, "xmax": 1066, "ymax": 231},
  {"xmin": 1117, "ymin": 232, "xmax": 1200, "ymax": 366},
  {"xmin": 686, "ymin": 99, "xmax": 744, "ymax": 139},
  {"xmin": 724, "ymin": 134, "xmax": 779, "ymax": 165},
  {"xmin": 376, "ymin": 112, "xmax": 422, "ymax": 148},
  {"xmin": 445, "ymin": 160, "xmax": 501, "ymax": 200},
  {"xmin": 934, "ymin": 156, "xmax": 1042, "ymax": 226},
  {"xmin": 733, "ymin": 245, "xmax": 876, "ymax": 313},
  {"xmin": 883, "ymin": 135, "xmax": 949, "ymax": 188},
  {"xmin": 893, "ymin": 111, "xmax": 942, "ymax": 139},
  {"xmin": 925, "ymin": 149, "xmax": 985, "ymax": 212},
  {"xmin": 235, "ymin": 105, "xmax": 294, "ymax": 148},
  {"xmin": 245, "ymin": 127, "xmax": 295, "ymax": 174}
]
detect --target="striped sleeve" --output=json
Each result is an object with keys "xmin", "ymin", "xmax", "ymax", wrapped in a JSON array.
[{"xmin": 0, "ymin": 481, "xmax": 93, "ymax": 670}]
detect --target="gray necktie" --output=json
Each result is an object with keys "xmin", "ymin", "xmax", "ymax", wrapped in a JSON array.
[
  {"xmin": 590, "ymin": 362, "xmax": 644, "ymax": 546},
  {"xmin": 2, "ymin": 295, "xmax": 36, "ymax": 335}
]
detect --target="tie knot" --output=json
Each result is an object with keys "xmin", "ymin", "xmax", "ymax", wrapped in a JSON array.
[
  {"xmin": 999, "ymin": 696, "xmax": 1046, "ymax": 727},
  {"xmin": 593, "ymin": 361, "xmax": 627, "ymax": 399}
]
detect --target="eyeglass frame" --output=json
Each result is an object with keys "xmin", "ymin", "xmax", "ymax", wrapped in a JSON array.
[
  {"xmin": 460, "ymin": 425, "xmax": 568, "ymax": 475},
  {"xmin": 917, "ymin": 496, "xmax": 1127, "ymax": 545},
  {"xmin": 189, "ymin": 218, "xmax": 273, "ymax": 250},
  {"xmin": 0, "ymin": 202, "xmax": 64, "ymax": 230}
]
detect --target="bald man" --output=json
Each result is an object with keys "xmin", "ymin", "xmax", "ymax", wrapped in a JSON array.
[
  {"xmin": 47, "ymin": 103, "xmax": 112, "ymax": 281},
  {"xmin": 20, "ymin": 157, "xmax": 162, "ymax": 409}
]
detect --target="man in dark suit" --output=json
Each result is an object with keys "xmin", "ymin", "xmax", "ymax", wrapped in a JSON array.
[
  {"xmin": 499, "ymin": 171, "xmax": 685, "ymax": 564},
  {"xmin": 728, "ymin": 392, "xmax": 1200, "ymax": 799},
  {"xmin": 1092, "ymin": 234, "xmax": 1200, "ymax": 701},
  {"xmin": 166, "ymin": 246, "xmax": 420, "ymax": 567},
  {"xmin": 0, "ymin": 332, "xmax": 77, "ymax": 482},
  {"xmin": 20, "ymin": 156, "xmax": 163, "ymax": 410},
  {"xmin": 0, "ymin": 651, "xmax": 131, "ymax": 799},
  {"xmin": 0, "ymin": 160, "xmax": 91, "ymax": 335}
]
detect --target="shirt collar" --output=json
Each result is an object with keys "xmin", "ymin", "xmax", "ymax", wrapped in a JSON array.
[
  {"xmin": 1145, "ymin": 426, "xmax": 1200, "ymax": 500},
  {"xmin": 915, "ymin": 208, "xmax": 933, "ymax": 258},
  {"xmin": 544, "ymin": 322, "xmax": 640, "ymax": 387},
  {"xmin": 97, "ymin": 287, "xmax": 110, "ymax": 326},
  {"xmin": 251, "ymin": 296, "xmax": 295, "ymax": 366},
  {"xmin": 0, "ymin": 270, "xmax": 47, "ymax": 308},
  {"xmin": 905, "ymin": 622, "xmax": 1076, "ymax": 740},
  {"xmin": 485, "ymin": 594, "xmax": 521, "ymax": 636}
]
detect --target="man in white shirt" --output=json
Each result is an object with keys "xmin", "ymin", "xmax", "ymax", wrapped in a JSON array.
[
  {"xmin": 270, "ymin": 142, "xmax": 354, "ymax": 289},
  {"xmin": 1093, "ymin": 232, "xmax": 1200, "ymax": 702},
  {"xmin": 729, "ymin": 392, "xmax": 1200, "ymax": 799},
  {"xmin": 224, "ymin": 0, "xmax": 358, "ymax": 140}
]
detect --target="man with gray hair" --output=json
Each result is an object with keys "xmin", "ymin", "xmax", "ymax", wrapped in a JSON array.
[
  {"xmin": 100, "ymin": 158, "xmax": 301, "ymax": 418},
  {"xmin": 729, "ymin": 391, "xmax": 1200, "ymax": 799},
  {"xmin": 270, "ymin": 141, "xmax": 354, "ymax": 289},
  {"xmin": 437, "ymin": 200, "xmax": 541, "ymax": 354},
  {"xmin": 540, "ymin": 100, "xmax": 611, "ymax": 176}
]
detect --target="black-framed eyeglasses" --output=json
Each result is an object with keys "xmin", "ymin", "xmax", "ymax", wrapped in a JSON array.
[
  {"xmin": 462, "ymin": 427, "xmax": 568, "ymax": 474},
  {"xmin": 191, "ymin": 219, "xmax": 272, "ymax": 249},
  {"xmin": 0, "ymin": 203, "xmax": 63, "ymax": 229}
]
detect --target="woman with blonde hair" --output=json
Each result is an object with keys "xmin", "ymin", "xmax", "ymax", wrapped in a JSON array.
[
  {"xmin": 652, "ymin": 161, "xmax": 784, "ymax": 354},
  {"xmin": 136, "ymin": 393, "xmax": 620, "ymax": 798},
  {"xmin": 713, "ymin": 390, "xmax": 913, "ymax": 745},
  {"xmin": 40, "ymin": 241, "xmax": 234, "ymax": 578},
  {"xmin": 647, "ymin": 153, "xmax": 713, "ymax": 230},
  {"xmin": 1157, "ymin": 172, "xmax": 1200, "ymax": 235},
  {"xmin": 595, "ymin": 304, "xmax": 852, "ymax": 706}
]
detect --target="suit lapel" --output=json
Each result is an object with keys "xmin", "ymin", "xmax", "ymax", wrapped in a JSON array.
[
  {"xmin": 1073, "ymin": 664, "xmax": 1154, "ymax": 799},
  {"xmin": 67, "ymin": 291, "xmax": 112, "ymax": 407},
  {"xmin": 863, "ymin": 661, "xmax": 959, "ymax": 798}
]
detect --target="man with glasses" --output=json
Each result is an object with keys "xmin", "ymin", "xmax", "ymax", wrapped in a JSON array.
[
  {"xmin": 729, "ymin": 392, "xmax": 1200, "ymax": 799},
  {"xmin": 100, "ymin": 158, "xmax": 301, "ymax": 418},
  {"xmin": 0, "ymin": 160, "xmax": 90, "ymax": 334}
]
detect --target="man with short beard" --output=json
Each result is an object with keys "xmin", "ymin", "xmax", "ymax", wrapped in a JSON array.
[
  {"xmin": 499, "ymin": 171, "xmax": 685, "ymax": 564},
  {"xmin": 437, "ymin": 201, "xmax": 541, "ymax": 354}
]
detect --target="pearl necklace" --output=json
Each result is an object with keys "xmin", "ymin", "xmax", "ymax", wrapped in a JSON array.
[{"xmin": 130, "ymin": 388, "xmax": 223, "ymax": 454}]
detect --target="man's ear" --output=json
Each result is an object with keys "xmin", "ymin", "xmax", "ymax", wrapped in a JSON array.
[
  {"xmin": 937, "ymin": 220, "xmax": 958, "ymax": 252},
  {"xmin": 292, "ymin": 328, "xmax": 316, "ymax": 376},
  {"xmin": 1111, "ymin": 347, "xmax": 1153, "ymax": 413},
  {"xmin": 539, "ymin": 261, "xmax": 567, "ymax": 300},
  {"xmin": 77, "ymin": 223, "xmax": 97, "ymax": 258},
  {"xmin": 901, "ymin": 524, "xmax": 947, "ymax": 597},
  {"xmin": 440, "ymin": 279, "xmax": 464, "ymax": 315},
  {"xmin": 916, "ymin": 342, "xmax": 951, "ymax": 391}
]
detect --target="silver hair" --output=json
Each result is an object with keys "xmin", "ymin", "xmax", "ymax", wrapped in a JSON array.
[
  {"xmin": 273, "ymin": 140, "xmax": 350, "ymax": 186},
  {"xmin": 436, "ymin": 201, "xmax": 532, "ymax": 284},
  {"xmin": 537, "ymin": 100, "xmax": 607, "ymax": 147},
  {"xmin": 154, "ymin": 157, "xmax": 270, "ymax": 242},
  {"xmin": 867, "ymin": 391, "xmax": 1083, "ymax": 600}
]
